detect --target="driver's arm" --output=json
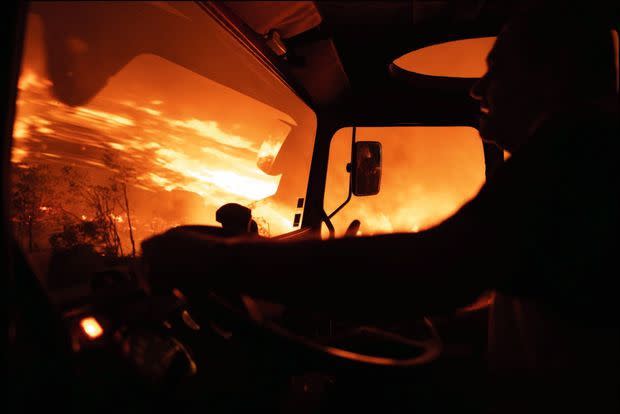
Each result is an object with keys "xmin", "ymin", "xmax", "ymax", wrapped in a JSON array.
[
  {"xmin": 142, "ymin": 133, "xmax": 554, "ymax": 320},
  {"xmin": 142, "ymin": 189, "xmax": 500, "ymax": 321},
  {"xmin": 143, "ymin": 115, "xmax": 616, "ymax": 322}
]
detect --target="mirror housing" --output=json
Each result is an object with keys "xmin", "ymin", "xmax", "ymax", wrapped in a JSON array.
[{"xmin": 353, "ymin": 141, "xmax": 382, "ymax": 196}]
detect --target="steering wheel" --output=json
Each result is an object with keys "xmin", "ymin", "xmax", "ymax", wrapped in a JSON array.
[
  {"xmin": 142, "ymin": 226, "xmax": 443, "ymax": 370},
  {"xmin": 242, "ymin": 297, "xmax": 442, "ymax": 368}
]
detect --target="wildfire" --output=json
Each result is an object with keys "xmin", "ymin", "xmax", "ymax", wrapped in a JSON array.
[
  {"xmin": 138, "ymin": 107, "xmax": 162, "ymax": 116},
  {"xmin": 11, "ymin": 148, "xmax": 28, "ymax": 164},
  {"xmin": 108, "ymin": 213, "xmax": 124, "ymax": 223},
  {"xmin": 13, "ymin": 64, "xmax": 286, "ymax": 209},
  {"xmin": 109, "ymin": 143, "xmax": 125, "ymax": 151},
  {"xmin": 18, "ymin": 70, "xmax": 50, "ymax": 91},
  {"xmin": 12, "ymin": 9, "xmax": 485, "ymax": 251},
  {"xmin": 75, "ymin": 107, "xmax": 135, "ymax": 127},
  {"xmin": 149, "ymin": 173, "xmax": 171, "ymax": 186},
  {"xmin": 169, "ymin": 118, "xmax": 255, "ymax": 150},
  {"xmin": 251, "ymin": 200, "xmax": 294, "ymax": 235},
  {"xmin": 324, "ymin": 126, "xmax": 485, "ymax": 237},
  {"xmin": 153, "ymin": 147, "xmax": 279, "ymax": 201},
  {"xmin": 13, "ymin": 56, "xmax": 482, "ymax": 244},
  {"xmin": 13, "ymin": 120, "xmax": 28, "ymax": 139}
]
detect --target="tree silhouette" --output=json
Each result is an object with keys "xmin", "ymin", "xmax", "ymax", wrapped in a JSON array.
[
  {"xmin": 102, "ymin": 150, "xmax": 137, "ymax": 257},
  {"xmin": 60, "ymin": 166, "xmax": 125, "ymax": 256},
  {"xmin": 12, "ymin": 153, "xmax": 139, "ymax": 257},
  {"xmin": 49, "ymin": 220, "xmax": 104, "ymax": 252},
  {"xmin": 11, "ymin": 164, "xmax": 63, "ymax": 252}
]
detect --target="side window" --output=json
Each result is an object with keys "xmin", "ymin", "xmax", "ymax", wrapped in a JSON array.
[
  {"xmin": 393, "ymin": 37, "xmax": 495, "ymax": 78},
  {"xmin": 324, "ymin": 127, "xmax": 485, "ymax": 237}
]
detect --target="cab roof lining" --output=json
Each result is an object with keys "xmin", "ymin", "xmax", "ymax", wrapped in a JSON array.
[{"xmin": 219, "ymin": 1, "xmax": 619, "ymax": 124}]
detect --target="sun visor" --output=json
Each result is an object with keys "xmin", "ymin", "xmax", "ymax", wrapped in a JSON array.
[{"xmin": 29, "ymin": 1, "xmax": 309, "ymax": 122}]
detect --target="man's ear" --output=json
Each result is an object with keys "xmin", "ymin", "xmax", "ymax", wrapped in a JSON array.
[{"xmin": 536, "ymin": 62, "xmax": 567, "ymax": 103}]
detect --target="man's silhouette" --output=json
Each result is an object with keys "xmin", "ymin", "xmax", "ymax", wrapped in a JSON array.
[{"xmin": 143, "ymin": 6, "xmax": 619, "ymax": 412}]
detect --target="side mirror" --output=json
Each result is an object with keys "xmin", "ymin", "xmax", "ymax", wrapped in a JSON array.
[{"xmin": 353, "ymin": 141, "xmax": 382, "ymax": 196}]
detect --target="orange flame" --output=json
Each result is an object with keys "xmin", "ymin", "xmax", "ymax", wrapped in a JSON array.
[{"xmin": 12, "ymin": 58, "xmax": 296, "ymax": 245}]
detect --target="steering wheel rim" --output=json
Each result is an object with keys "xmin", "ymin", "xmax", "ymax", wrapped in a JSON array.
[
  {"xmin": 262, "ymin": 315, "xmax": 442, "ymax": 367},
  {"xmin": 142, "ymin": 226, "xmax": 442, "ymax": 369},
  {"xmin": 204, "ymin": 290, "xmax": 443, "ymax": 368}
]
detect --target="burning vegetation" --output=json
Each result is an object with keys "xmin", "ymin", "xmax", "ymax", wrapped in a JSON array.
[{"xmin": 11, "ymin": 11, "xmax": 310, "ymax": 257}]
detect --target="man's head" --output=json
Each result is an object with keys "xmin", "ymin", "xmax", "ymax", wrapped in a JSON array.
[{"xmin": 470, "ymin": 7, "xmax": 617, "ymax": 153}]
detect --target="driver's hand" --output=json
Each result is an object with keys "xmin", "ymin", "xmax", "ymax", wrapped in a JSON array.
[
  {"xmin": 141, "ymin": 227, "xmax": 232, "ymax": 294},
  {"xmin": 141, "ymin": 227, "xmax": 285, "ymax": 321}
]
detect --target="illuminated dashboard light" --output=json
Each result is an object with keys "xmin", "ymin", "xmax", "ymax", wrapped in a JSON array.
[
  {"xmin": 181, "ymin": 310, "xmax": 200, "ymax": 331},
  {"xmin": 172, "ymin": 288, "xmax": 186, "ymax": 301},
  {"xmin": 80, "ymin": 317, "xmax": 104, "ymax": 339}
]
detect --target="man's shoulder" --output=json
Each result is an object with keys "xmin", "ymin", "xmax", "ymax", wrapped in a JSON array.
[{"xmin": 501, "ymin": 105, "xmax": 619, "ymax": 174}]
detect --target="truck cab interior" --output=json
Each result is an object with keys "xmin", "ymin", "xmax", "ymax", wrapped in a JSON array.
[{"xmin": 4, "ymin": 1, "xmax": 619, "ymax": 413}]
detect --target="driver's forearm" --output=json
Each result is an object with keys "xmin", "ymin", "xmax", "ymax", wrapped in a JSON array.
[
  {"xmin": 145, "ymin": 221, "xmax": 492, "ymax": 321},
  {"xmin": 224, "ymin": 230, "xmax": 489, "ymax": 319}
]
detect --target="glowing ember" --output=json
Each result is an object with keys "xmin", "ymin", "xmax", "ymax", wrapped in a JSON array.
[{"xmin": 110, "ymin": 213, "xmax": 124, "ymax": 223}]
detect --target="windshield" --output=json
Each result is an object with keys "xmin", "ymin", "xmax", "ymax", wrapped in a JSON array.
[{"xmin": 11, "ymin": 1, "xmax": 316, "ymax": 270}]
